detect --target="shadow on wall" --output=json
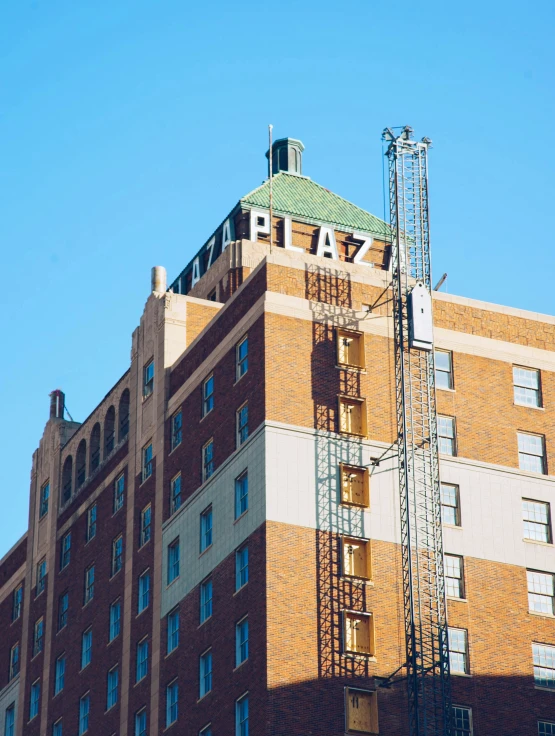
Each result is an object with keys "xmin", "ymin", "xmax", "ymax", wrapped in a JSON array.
[{"xmin": 265, "ymin": 673, "xmax": 555, "ymax": 736}]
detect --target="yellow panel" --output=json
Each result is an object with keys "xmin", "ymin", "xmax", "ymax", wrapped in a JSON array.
[
  {"xmin": 340, "ymin": 465, "xmax": 369, "ymax": 507},
  {"xmin": 346, "ymin": 689, "xmax": 379, "ymax": 734},
  {"xmin": 337, "ymin": 330, "xmax": 365, "ymax": 369},
  {"xmin": 343, "ymin": 538, "xmax": 371, "ymax": 579},
  {"xmin": 344, "ymin": 613, "xmax": 373, "ymax": 655}
]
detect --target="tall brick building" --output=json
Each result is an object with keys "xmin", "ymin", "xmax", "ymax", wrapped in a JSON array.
[{"xmin": 1, "ymin": 137, "xmax": 555, "ymax": 736}]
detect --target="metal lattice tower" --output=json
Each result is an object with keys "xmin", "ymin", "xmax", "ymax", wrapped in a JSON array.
[{"xmin": 382, "ymin": 126, "xmax": 453, "ymax": 736}]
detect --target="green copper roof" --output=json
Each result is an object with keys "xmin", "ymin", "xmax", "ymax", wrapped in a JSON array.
[{"xmin": 240, "ymin": 172, "xmax": 390, "ymax": 239}]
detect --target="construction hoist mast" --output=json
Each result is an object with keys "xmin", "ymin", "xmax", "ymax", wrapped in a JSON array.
[{"xmin": 382, "ymin": 126, "xmax": 452, "ymax": 736}]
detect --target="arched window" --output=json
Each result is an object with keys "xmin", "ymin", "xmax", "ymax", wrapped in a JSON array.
[
  {"xmin": 104, "ymin": 406, "xmax": 116, "ymax": 458},
  {"xmin": 62, "ymin": 456, "xmax": 73, "ymax": 504},
  {"xmin": 90, "ymin": 423, "xmax": 101, "ymax": 472},
  {"xmin": 119, "ymin": 389, "xmax": 130, "ymax": 441},
  {"xmin": 76, "ymin": 440, "xmax": 87, "ymax": 488}
]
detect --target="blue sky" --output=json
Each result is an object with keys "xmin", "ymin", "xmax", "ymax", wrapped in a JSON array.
[{"xmin": 1, "ymin": 0, "xmax": 554, "ymax": 556}]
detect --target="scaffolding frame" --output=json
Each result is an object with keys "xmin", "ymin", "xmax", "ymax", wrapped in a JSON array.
[{"xmin": 383, "ymin": 126, "xmax": 452, "ymax": 736}]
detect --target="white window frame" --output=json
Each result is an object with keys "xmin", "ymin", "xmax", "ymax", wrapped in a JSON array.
[
  {"xmin": 438, "ymin": 415, "xmax": 456, "ymax": 456},
  {"xmin": 166, "ymin": 679, "xmax": 178, "ymax": 726},
  {"xmin": 140, "ymin": 505, "xmax": 151, "ymax": 547},
  {"xmin": 9, "ymin": 643, "xmax": 19, "ymax": 680},
  {"xmin": 58, "ymin": 592, "xmax": 68, "ymax": 631},
  {"xmin": 202, "ymin": 439, "xmax": 214, "ymax": 482},
  {"xmin": 143, "ymin": 359, "xmax": 154, "ymax": 397},
  {"xmin": 39, "ymin": 482, "xmax": 50, "ymax": 518},
  {"xmin": 111, "ymin": 535, "xmax": 123, "ymax": 576},
  {"xmin": 523, "ymin": 499, "xmax": 552, "ymax": 543},
  {"xmin": 235, "ymin": 692, "xmax": 249, "ymax": 736},
  {"xmin": 36, "ymin": 558, "xmax": 46, "ymax": 596},
  {"xmin": 236, "ymin": 336, "xmax": 248, "ymax": 381},
  {"xmin": 84, "ymin": 565, "xmax": 95, "ymax": 604},
  {"xmin": 518, "ymin": 432, "xmax": 546, "ymax": 474},
  {"xmin": 167, "ymin": 539, "xmax": 180, "ymax": 584},
  {"xmin": 533, "ymin": 642, "xmax": 555, "ymax": 689},
  {"xmin": 435, "ymin": 350, "xmax": 454, "ymax": 390},
  {"xmin": 29, "ymin": 680, "xmax": 40, "ymax": 720},
  {"xmin": 200, "ymin": 578, "xmax": 213, "ymax": 623},
  {"xmin": 107, "ymin": 665, "xmax": 119, "ymax": 710},
  {"xmin": 235, "ymin": 471, "xmax": 248, "ymax": 519},
  {"xmin": 199, "ymin": 649, "xmax": 212, "ymax": 698},
  {"xmin": 81, "ymin": 628, "xmax": 92, "ymax": 669},
  {"xmin": 136, "ymin": 638, "xmax": 149, "ymax": 683},
  {"xmin": 135, "ymin": 708, "xmax": 147, "ymax": 736},
  {"xmin": 452, "ymin": 705, "xmax": 473, "ymax": 736},
  {"xmin": 167, "ymin": 608, "xmax": 179, "ymax": 654},
  {"xmin": 445, "ymin": 554, "xmax": 465, "ymax": 599},
  {"xmin": 236, "ymin": 545, "xmax": 249, "ymax": 591},
  {"xmin": 171, "ymin": 410, "xmax": 183, "ymax": 450},
  {"xmin": 54, "ymin": 654, "xmax": 65, "ymax": 695},
  {"xmin": 448, "ymin": 627, "xmax": 469, "ymax": 675},
  {"xmin": 236, "ymin": 616, "xmax": 249, "ymax": 667},
  {"xmin": 138, "ymin": 570, "xmax": 150, "ymax": 613},
  {"xmin": 114, "ymin": 473, "xmax": 125, "ymax": 513},
  {"xmin": 440, "ymin": 483, "xmax": 460, "ymax": 526},
  {"xmin": 170, "ymin": 473, "xmax": 182, "ymax": 515},
  {"xmin": 202, "ymin": 375, "xmax": 214, "ymax": 417},
  {"xmin": 539, "ymin": 720, "xmax": 555, "ymax": 735},
  {"xmin": 79, "ymin": 693, "xmax": 90, "ymax": 735},
  {"xmin": 60, "ymin": 531, "xmax": 71, "ymax": 570},
  {"xmin": 200, "ymin": 507, "xmax": 213, "ymax": 552},
  {"xmin": 86, "ymin": 504, "xmax": 97, "ymax": 542},
  {"xmin": 527, "ymin": 570, "xmax": 555, "ymax": 615},
  {"xmin": 236, "ymin": 403, "xmax": 249, "ymax": 447},
  {"xmin": 109, "ymin": 599, "xmax": 121, "ymax": 641},
  {"xmin": 142, "ymin": 443, "xmax": 153, "ymax": 482},
  {"xmin": 513, "ymin": 365, "xmax": 541, "ymax": 408}
]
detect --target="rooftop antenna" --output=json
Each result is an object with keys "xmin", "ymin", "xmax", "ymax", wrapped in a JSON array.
[
  {"xmin": 433, "ymin": 273, "xmax": 447, "ymax": 291},
  {"xmin": 268, "ymin": 124, "xmax": 273, "ymax": 254}
]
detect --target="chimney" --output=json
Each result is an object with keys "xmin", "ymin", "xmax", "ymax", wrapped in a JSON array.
[
  {"xmin": 266, "ymin": 137, "xmax": 304, "ymax": 177},
  {"xmin": 49, "ymin": 390, "xmax": 65, "ymax": 420},
  {"xmin": 151, "ymin": 266, "xmax": 167, "ymax": 294}
]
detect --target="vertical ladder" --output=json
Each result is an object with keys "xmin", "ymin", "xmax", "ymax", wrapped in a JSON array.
[{"xmin": 383, "ymin": 126, "xmax": 452, "ymax": 736}]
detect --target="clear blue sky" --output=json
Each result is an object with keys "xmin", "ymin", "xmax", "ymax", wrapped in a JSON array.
[{"xmin": 1, "ymin": 0, "xmax": 554, "ymax": 557}]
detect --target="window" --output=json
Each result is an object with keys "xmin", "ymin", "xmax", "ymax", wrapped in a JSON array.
[
  {"xmin": 514, "ymin": 366, "xmax": 541, "ymax": 407},
  {"xmin": 33, "ymin": 617, "xmax": 44, "ymax": 657},
  {"xmin": 200, "ymin": 507, "xmax": 213, "ymax": 552},
  {"xmin": 236, "ymin": 404, "xmax": 249, "ymax": 447},
  {"xmin": 235, "ymin": 471, "xmax": 248, "ymax": 519},
  {"xmin": 235, "ymin": 693, "xmax": 249, "ymax": 736},
  {"xmin": 142, "ymin": 443, "xmax": 153, "ymax": 481},
  {"xmin": 202, "ymin": 440, "xmax": 214, "ymax": 482},
  {"xmin": 338, "ymin": 397, "xmax": 367, "ymax": 436},
  {"xmin": 143, "ymin": 359, "xmax": 154, "ymax": 397},
  {"xmin": 208, "ymin": 287, "xmax": 217, "ymax": 301},
  {"xmin": 5, "ymin": 704, "xmax": 15, "ymax": 736},
  {"xmin": 236, "ymin": 617, "xmax": 249, "ymax": 667},
  {"xmin": 81, "ymin": 628, "xmax": 92, "ymax": 669},
  {"xmin": 29, "ymin": 680, "xmax": 40, "ymax": 720},
  {"xmin": 445, "ymin": 555, "xmax": 465, "ymax": 599},
  {"xmin": 435, "ymin": 350, "xmax": 453, "ymax": 390},
  {"xmin": 170, "ymin": 474, "xmax": 182, "ymax": 515},
  {"xmin": 114, "ymin": 474, "xmax": 125, "ymax": 512},
  {"xmin": 39, "ymin": 482, "xmax": 50, "ymax": 518},
  {"xmin": 337, "ymin": 329, "xmax": 365, "ymax": 369},
  {"xmin": 539, "ymin": 721, "xmax": 555, "ymax": 735},
  {"xmin": 200, "ymin": 578, "xmax": 213, "ymax": 623},
  {"xmin": 138, "ymin": 570, "xmax": 150, "ymax": 613},
  {"xmin": 438, "ymin": 416, "xmax": 456, "ymax": 456},
  {"xmin": 140, "ymin": 505, "xmax": 151, "ymax": 547},
  {"xmin": 52, "ymin": 719, "xmax": 63, "ymax": 736},
  {"xmin": 199, "ymin": 649, "xmax": 212, "ymax": 697},
  {"xmin": 441, "ymin": 483, "xmax": 460, "ymax": 526},
  {"xmin": 236, "ymin": 336, "xmax": 248, "ymax": 380},
  {"xmin": 54, "ymin": 654, "xmax": 65, "ymax": 695},
  {"xmin": 448, "ymin": 628, "xmax": 469, "ymax": 674},
  {"xmin": 136, "ymin": 638, "xmax": 149, "ymax": 682},
  {"xmin": 533, "ymin": 643, "xmax": 555, "ymax": 689},
  {"xmin": 9, "ymin": 643, "xmax": 19, "ymax": 680},
  {"xmin": 343, "ymin": 611, "xmax": 375, "ymax": 656},
  {"xmin": 523, "ymin": 499, "xmax": 552, "ymax": 543},
  {"xmin": 112, "ymin": 535, "xmax": 123, "ymax": 576},
  {"xmin": 340, "ymin": 464, "xmax": 369, "ymax": 508},
  {"xmin": 84, "ymin": 565, "xmax": 95, "ymax": 604},
  {"xmin": 36, "ymin": 558, "xmax": 47, "ymax": 595},
  {"xmin": 200, "ymin": 725, "xmax": 212, "ymax": 736},
  {"xmin": 528, "ymin": 571, "xmax": 555, "ymax": 615},
  {"xmin": 107, "ymin": 666, "xmax": 119, "ymax": 709},
  {"xmin": 342, "ymin": 537, "xmax": 372, "ymax": 580},
  {"xmin": 109, "ymin": 599, "xmax": 121, "ymax": 641},
  {"xmin": 203, "ymin": 375, "xmax": 214, "ymax": 416},
  {"xmin": 167, "ymin": 608, "xmax": 179, "ymax": 653},
  {"xmin": 345, "ymin": 688, "xmax": 379, "ymax": 735},
  {"xmin": 12, "ymin": 585, "xmax": 22, "ymax": 621},
  {"xmin": 79, "ymin": 693, "xmax": 90, "ymax": 735},
  {"xmin": 166, "ymin": 680, "xmax": 178, "ymax": 727},
  {"xmin": 58, "ymin": 592, "xmax": 69, "ymax": 630},
  {"xmin": 135, "ymin": 708, "xmax": 147, "ymax": 736},
  {"xmin": 86, "ymin": 504, "xmax": 97, "ymax": 542},
  {"xmin": 171, "ymin": 410, "xmax": 183, "ymax": 450},
  {"xmin": 236, "ymin": 546, "xmax": 248, "ymax": 590},
  {"xmin": 60, "ymin": 532, "xmax": 71, "ymax": 569},
  {"xmin": 453, "ymin": 706, "xmax": 472, "ymax": 736},
  {"xmin": 518, "ymin": 432, "xmax": 546, "ymax": 474},
  {"xmin": 167, "ymin": 539, "xmax": 180, "ymax": 584}
]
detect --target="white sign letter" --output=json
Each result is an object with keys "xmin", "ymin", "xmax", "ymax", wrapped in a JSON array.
[
  {"xmin": 352, "ymin": 231, "xmax": 374, "ymax": 267},
  {"xmin": 249, "ymin": 209, "xmax": 270, "ymax": 242},
  {"xmin": 206, "ymin": 237, "xmax": 216, "ymax": 268},
  {"xmin": 222, "ymin": 219, "xmax": 233, "ymax": 251},
  {"xmin": 316, "ymin": 227, "xmax": 339, "ymax": 260},
  {"xmin": 191, "ymin": 257, "xmax": 201, "ymax": 288},
  {"xmin": 284, "ymin": 216, "xmax": 303, "ymax": 252}
]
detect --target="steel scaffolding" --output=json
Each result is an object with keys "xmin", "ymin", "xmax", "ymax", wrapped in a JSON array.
[{"xmin": 382, "ymin": 126, "xmax": 453, "ymax": 736}]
